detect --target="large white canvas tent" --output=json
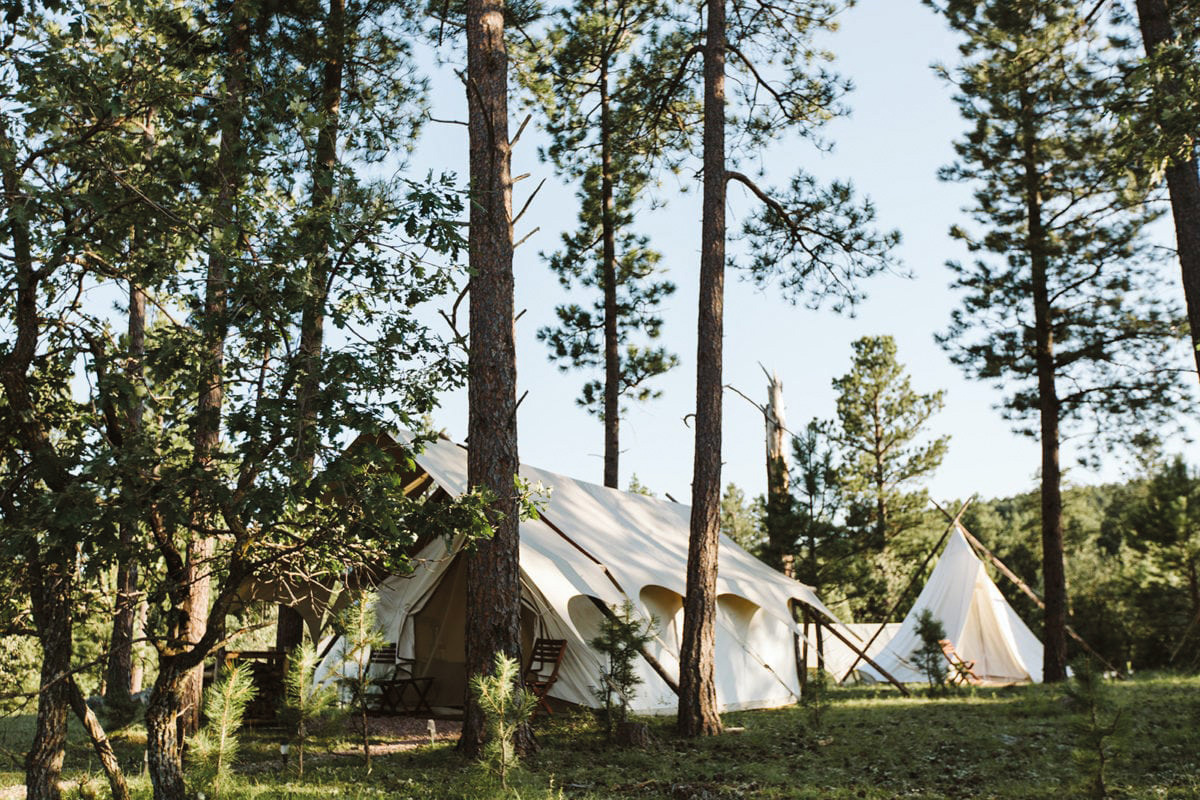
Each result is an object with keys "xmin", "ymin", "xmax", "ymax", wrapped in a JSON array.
[
  {"xmin": 861, "ymin": 526, "xmax": 1044, "ymax": 685},
  {"xmin": 313, "ymin": 433, "xmax": 866, "ymax": 714}
]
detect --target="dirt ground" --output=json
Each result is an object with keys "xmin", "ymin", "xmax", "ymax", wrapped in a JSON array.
[{"xmin": 356, "ymin": 714, "xmax": 463, "ymax": 753}]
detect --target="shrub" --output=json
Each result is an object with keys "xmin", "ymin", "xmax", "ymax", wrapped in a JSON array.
[
  {"xmin": 589, "ymin": 601, "xmax": 655, "ymax": 739},
  {"xmin": 189, "ymin": 663, "xmax": 256, "ymax": 798},
  {"xmin": 470, "ymin": 652, "xmax": 538, "ymax": 789},
  {"xmin": 910, "ymin": 609, "xmax": 949, "ymax": 692}
]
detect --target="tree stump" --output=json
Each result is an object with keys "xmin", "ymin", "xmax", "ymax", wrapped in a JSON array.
[{"xmin": 614, "ymin": 721, "xmax": 652, "ymax": 748}]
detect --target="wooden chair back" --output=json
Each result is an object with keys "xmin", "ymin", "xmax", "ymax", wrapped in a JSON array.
[
  {"xmin": 524, "ymin": 638, "xmax": 567, "ymax": 715},
  {"xmin": 939, "ymin": 639, "xmax": 982, "ymax": 685},
  {"xmin": 369, "ymin": 643, "xmax": 398, "ymax": 664}
]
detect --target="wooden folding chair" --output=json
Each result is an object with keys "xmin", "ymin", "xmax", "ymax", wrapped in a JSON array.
[
  {"xmin": 369, "ymin": 644, "xmax": 435, "ymax": 715},
  {"xmin": 939, "ymin": 639, "xmax": 982, "ymax": 686},
  {"xmin": 523, "ymin": 638, "xmax": 567, "ymax": 716}
]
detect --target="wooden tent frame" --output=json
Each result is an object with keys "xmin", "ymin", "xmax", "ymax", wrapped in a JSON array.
[
  {"xmin": 928, "ymin": 498, "xmax": 1124, "ymax": 678},
  {"xmin": 839, "ymin": 499, "xmax": 974, "ymax": 682}
]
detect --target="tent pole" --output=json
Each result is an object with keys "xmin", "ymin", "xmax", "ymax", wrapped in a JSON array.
[
  {"xmin": 815, "ymin": 616, "xmax": 825, "ymax": 674},
  {"xmin": 839, "ymin": 499, "xmax": 973, "ymax": 682},
  {"xmin": 809, "ymin": 606, "xmax": 909, "ymax": 696},
  {"xmin": 1169, "ymin": 604, "xmax": 1200, "ymax": 663},
  {"xmin": 930, "ymin": 499, "xmax": 1125, "ymax": 678}
]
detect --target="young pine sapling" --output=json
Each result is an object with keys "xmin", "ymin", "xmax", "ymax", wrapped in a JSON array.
[
  {"xmin": 335, "ymin": 592, "xmax": 385, "ymax": 773},
  {"xmin": 589, "ymin": 601, "xmax": 655, "ymax": 741},
  {"xmin": 188, "ymin": 663, "xmax": 257, "ymax": 798},
  {"xmin": 911, "ymin": 610, "xmax": 950, "ymax": 693},
  {"xmin": 281, "ymin": 640, "xmax": 340, "ymax": 776},
  {"xmin": 470, "ymin": 652, "xmax": 539, "ymax": 790}
]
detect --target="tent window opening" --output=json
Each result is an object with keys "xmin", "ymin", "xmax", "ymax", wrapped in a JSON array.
[{"xmin": 639, "ymin": 586, "xmax": 684, "ymax": 654}]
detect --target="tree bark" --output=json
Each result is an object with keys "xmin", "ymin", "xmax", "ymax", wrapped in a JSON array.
[
  {"xmin": 68, "ymin": 678, "xmax": 131, "ymax": 800},
  {"xmin": 278, "ymin": 0, "xmax": 346, "ymax": 654},
  {"xmin": 179, "ymin": 0, "xmax": 250, "ymax": 740},
  {"xmin": 764, "ymin": 372, "xmax": 790, "ymax": 570},
  {"xmin": 107, "ymin": 283, "xmax": 145, "ymax": 710},
  {"xmin": 677, "ymin": 0, "xmax": 725, "ymax": 738},
  {"xmin": 462, "ymin": 0, "xmax": 530, "ymax": 757},
  {"xmin": 146, "ymin": 661, "xmax": 189, "ymax": 800},
  {"xmin": 294, "ymin": 0, "xmax": 344, "ymax": 474},
  {"xmin": 1135, "ymin": 0, "xmax": 1200, "ymax": 383},
  {"xmin": 24, "ymin": 559, "xmax": 72, "ymax": 800},
  {"xmin": 601, "ymin": 49, "xmax": 620, "ymax": 490},
  {"xmin": 1021, "ymin": 87, "xmax": 1068, "ymax": 683}
]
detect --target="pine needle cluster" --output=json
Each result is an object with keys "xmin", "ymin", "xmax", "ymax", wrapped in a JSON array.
[
  {"xmin": 470, "ymin": 652, "xmax": 539, "ymax": 789},
  {"xmin": 189, "ymin": 663, "xmax": 257, "ymax": 798},
  {"xmin": 589, "ymin": 601, "xmax": 655, "ymax": 738}
]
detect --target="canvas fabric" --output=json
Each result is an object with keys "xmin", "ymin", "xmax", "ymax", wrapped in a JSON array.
[
  {"xmin": 860, "ymin": 528, "xmax": 1043, "ymax": 685},
  {"xmin": 314, "ymin": 434, "xmax": 853, "ymax": 714}
]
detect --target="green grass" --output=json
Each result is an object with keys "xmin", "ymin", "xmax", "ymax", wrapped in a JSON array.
[{"xmin": 2, "ymin": 674, "xmax": 1199, "ymax": 799}]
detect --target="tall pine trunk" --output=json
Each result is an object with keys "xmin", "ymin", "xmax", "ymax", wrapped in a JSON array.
[
  {"xmin": 106, "ymin": 282, "xmax": 145, "ymax": 708},
  {"xmin": 1021, "ymin": 87, "xmax": 1068, "ymax": 683},
  {"xmin": 1134, "ymin": 0, "xmax": 1200, "ymax": 383},
  {"xmin": 278, "ymin": 0, "xmax": 346, "ymax": 654},
  {"xmin": 601, "ymin": 53, "xmax": 620, "ymax": 490},
  {"xmin": 179, "ymin": 0, "xmax": 250, "ymax": 746},
  {"xmin": 462, "ymin": 0, "xmax": 529, "ymax": 756},
  {"xmin": 678, "ymin": 0, "xmax": 725, "ymax": 738}
]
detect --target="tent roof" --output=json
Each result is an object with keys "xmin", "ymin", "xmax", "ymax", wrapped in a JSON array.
[
  {"xmin": 399, "ymin": 432, "xmax": 838, "ymax": 627},
  {"xmin": 861, "ymin": 527, "xmax": 1043, "ymax": 685}
]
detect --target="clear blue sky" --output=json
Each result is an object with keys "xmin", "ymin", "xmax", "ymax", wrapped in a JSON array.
[{"xmin": 409, "ymin": 0, "xmax": 1194, "ymax": 505}]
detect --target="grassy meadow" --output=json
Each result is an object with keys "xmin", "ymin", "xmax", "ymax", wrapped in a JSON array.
[{"xmin": 1, "ymin": 674, "xmax": 1197, "ymax": 799}]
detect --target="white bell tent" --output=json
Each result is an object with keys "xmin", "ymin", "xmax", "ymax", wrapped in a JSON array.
[
  {"xmin": 860, "ymin": 525, "xmax": 1044, "ymax": 685},
  {"xmin": 313, "ymin": 433, "xmax": 875, "ymax": 714}
]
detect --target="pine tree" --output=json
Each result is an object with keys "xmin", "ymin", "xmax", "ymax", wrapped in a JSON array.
[
  {"xmin": 719, "ymin": 484, "xmax": 765, "ymax": 554},
  {"xmin": 189, "ymin": 664, "xmax": 257, "ymax": 798},
  {"xmin": 676, "ymin": 0, "xmax": 898, "ymax": 737},
  {"xmin": 831, "ymin": 335, "xmax": 948, "ymax": 619},
  {"xmin": 932, "ymin": 0, "xmax": 1192, "ymax": 681},
  {"xmin": 1118, "ymin": 0, "xmax": 1200, "ymax": 383},
  {"xmin": 282, "ymin": 641, "xmax": 340, "ymax": 776},
  {"xmin": 790, "ymin": 419, "xmax": 850, "ymax": 614},
  {"xmin": 336, "ymin": 593, "xmax": 385, "ymax": 772},
  {"xmin": 519, "ymin": 0, "xmax": 689, "ymax": 488},
  {"xmin": 462, "ymin": 0, "xmax": 530, "ymax": 758}
]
